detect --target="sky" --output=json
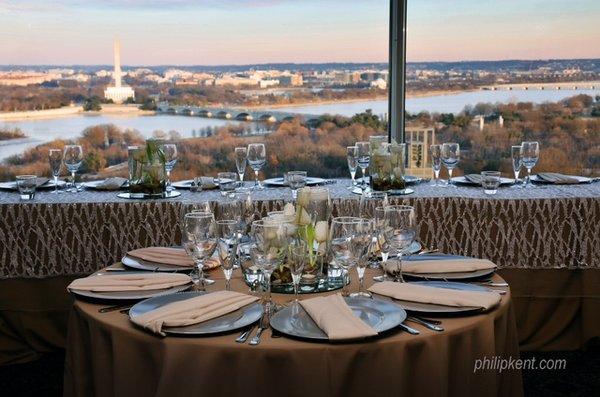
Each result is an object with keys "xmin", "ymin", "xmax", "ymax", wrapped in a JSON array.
[{"xmin": 0, "ymin": 0, "xmax": 599, "ymax": 65}]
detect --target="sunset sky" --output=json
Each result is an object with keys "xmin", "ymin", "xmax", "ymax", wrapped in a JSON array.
[{"xmin": 0, "ymin": 0, "xmax": 599, "ymax": 65}]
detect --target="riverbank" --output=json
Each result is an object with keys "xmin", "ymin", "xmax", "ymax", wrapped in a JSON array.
[{"xmin": 0, "ymin": 104, "xmax": 156, "ymax": 122}]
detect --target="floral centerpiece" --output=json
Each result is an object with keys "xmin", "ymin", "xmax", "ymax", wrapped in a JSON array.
[
  {"xmin": 370, "ymin": 141, "xmax": 407, "ymax": 192},
  {"xmin": 129, "ymin": 140, "xmax": 167, "ymax": 198}
]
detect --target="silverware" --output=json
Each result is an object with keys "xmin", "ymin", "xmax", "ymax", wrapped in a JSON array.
[
  {"xmin": 236, "ymin": 324, "xmax": 256, "ymax": 343},
  {"xmin": 249, "ymin": 311, "xmax": 270, "ymax": 346},
  {"xmin": 406, "ymin": 316, "xmax": 444, "ymax": 332},
  {"xmin": 98, "ymin": 304, "xmax": 133, "ymax": 313},
  {"xmin": 474, "ymin": 281, "xmax": 509, "ymax": 288},
  {"xmin": 398, "ymin": 323, "xmax": 420, "ymax": 335},
  {"xmin": 418, "ymin": 249, "xmax": 439, "ymax": 255}
]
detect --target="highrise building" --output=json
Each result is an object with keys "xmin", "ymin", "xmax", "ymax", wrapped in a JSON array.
[
  {"xmin": 104, "ymin": 40, "xmax": 135, "ymax": 104},
  {"xmin": 405, "ymin": 125, "xmax": 436, "ymax": 178}
]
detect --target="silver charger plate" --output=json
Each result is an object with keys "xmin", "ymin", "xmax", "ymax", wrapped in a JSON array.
[
  {"xmin": 377, "ymin": 240, "xmax": 422, "ymax": 258},
  {"xmin": 117, "ymin": 191, "xmax": 181, "ymax": 199},
  {"xmin": 378, "ymin": 281, "xmax": 489, "ymax": 314},
  {"xmin": 82, "ymin": 179, "xmax": 128, "ymax": 190},
  {"xmin": 129, "ymin": 291, "xmax": 263, "ymax": 335},
  {"xmin": 401, "ymin": 254, "xmax": 496, "ymax": 281},
  {"xmin": 451, "ymin": 176, "xmax": 515, "ymax": 186},
  {"xmin": 171, "ymin": 179, "xmax": 219, "ymax": 190},
  {"xmin": 0, "ymin": 180, "xmax": 67, "ymax": 191},
  {"xmin": 69, "ymin": 281, "xmax": 192, "ymax": 301},
  {"xmin": 530, "ymin": 174, "xmax": 592, "ymax": 184},
  {"xmin": 263, "ymin": 176, "xmax": 327, "ymax": 187},
  {"xmin": 121, "ymin": 254, "xmax": 193, "ymax": 272},
  {"xmin": 270, "ymin": 297, "xmax": 406, "ymax": 341},
  {"xmin": 351, "ymin": 187, "xmax": 415, "ymax": 196}
]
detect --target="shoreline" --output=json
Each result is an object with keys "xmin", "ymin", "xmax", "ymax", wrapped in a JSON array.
[{"xmin": 0, "ymin": 105, "xmax": 155, "ymax": 122}]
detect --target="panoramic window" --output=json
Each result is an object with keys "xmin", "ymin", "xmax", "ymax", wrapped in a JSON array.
[
  {"xmin": 405, "ymin": 0, "xmax": 600, "ymax": 178},
  {"xmin": 0, "ymin": 0, "xmax": 390, "ymax": 181}
]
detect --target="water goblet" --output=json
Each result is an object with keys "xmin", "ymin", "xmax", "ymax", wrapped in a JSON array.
[
  {"xmin": 355, "ymin": 142, "xmax": 371, "ymax": 191},
  {"xmin": 218, "ymin": 172, "xmax": 238, "ymax": 197},
  {"xmin": 286, "ymin": 171, "xmax": 307, "ymax": 200},
  {"xmin": 217, "ymin": 219, "xmax": 239, "ymax": 291},
  {"xmin": 48, "ymin": 149, "xmax": 63, "ymax": 194},
  {"xmin": 247, "ymin": 143, "xmax": 266, "ymax": 190},
  {"xmin": 182, "ymin": 212, "xmax": 218, "ymax": 291},
  {"xmin": 16, "ymin": 175, "xmax": 37, "ymax": 200},
  {"xmin": 382, "ymin": 205, "xmax": 417, "ymax": 282},
  {"xmin": 429, "ymin": 144, "xmax": 442, "ymax": 186},
  {"xmin": 441, "ymin": 143, "xmax": 460, "ymax": 188},
  {"xmin": 481, "ymin": 171, "xmax": 501, "ymax": 195},
  {"xmin": 521, "ymin": 141, "xmax": 539, "ymax": 188},
  {"xmin": 63, "ymin": 144, "xmax": 83, "ymax": 193},
  {"xmin": 359, "ymin": 191, "xmax": 388, "ymax": 218},
  {"xmin": 235, "ymin": 146, "xmax": 248, "ymax": 183},
  {"xmin": 349, "ymin": 218, "xmax": 374, "ymax": 298},
  {"xmin": 329, "ymin": 217, "xmax": 362, "ymax": 296},
  {"xmin": 372, "ymin": 206, "xmax": 391, "ymax": 278},
  {"xmin": 347, "ymin": 146, "xmax": 358, "ymax": 187},
  {"xmin": 287, "ymin": 238, "xmax": 307, "ymax": 306},
  {"xmin": 511, "ymin": 145, "xmax": 523, "ymax": 188},
  {"xmin": 163, "ymin": 144, "xmax": 178, "ymax": 192}
]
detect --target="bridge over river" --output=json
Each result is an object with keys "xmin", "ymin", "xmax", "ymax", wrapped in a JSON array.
[{"xmin": 156, "ymin": 104, "xmax": 322, "ymax": 124}]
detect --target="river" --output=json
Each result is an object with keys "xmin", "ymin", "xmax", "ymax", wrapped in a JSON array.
[{"xmin": 1, "ymin": 88, "xmax": 598, "ymax": 161}]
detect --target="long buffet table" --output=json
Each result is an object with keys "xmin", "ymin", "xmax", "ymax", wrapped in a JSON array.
[{"xmin": 1, "ymin": 179, "xmax": 599, "ymax": 364}]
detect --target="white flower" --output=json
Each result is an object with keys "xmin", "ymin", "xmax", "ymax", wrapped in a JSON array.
[
  {"xmin": 283, "ymin": 203, "xmax": 295, "ymax": 217},
  {"xmin": 314, "ymin": 221, "xmax": 329, "ymax": 243}
]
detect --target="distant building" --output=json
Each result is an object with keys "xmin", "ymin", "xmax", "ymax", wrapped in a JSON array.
[
  {"xmin": 104, "ymin": 40, "xmax": 135, "ymax": 104},
  {"xmin": 278, "ymin": 74, "xmax": 303, "ymax": 86},
  {"xmin": 405, "ymin": 125, "xmax": 436, "ymax": 178},
  {"xmin": 259, "ymin": 79, "xmax": 279, "ymax": 88}
]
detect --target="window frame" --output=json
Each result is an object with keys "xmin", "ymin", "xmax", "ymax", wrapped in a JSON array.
[{"xmin": 388, "ymin": 0, "xmax": 407, "ymax": 144}]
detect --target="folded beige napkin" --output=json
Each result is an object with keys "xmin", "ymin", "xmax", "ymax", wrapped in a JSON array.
[
  {"xmin": 193, "ymin": 177, "xmax": 217, "ymax": 189},
  {"xmin": 368, "ymin": 281, "xmax": 501, "ymax": 310},
  {"xmin": 67, "ymin": 273, "xmax": 192, "ymax": 292},
  {"xmin": 299, "ymin": 294, "xmax": 378, "ymax": 340},
  {"xmin": 464, "ymin": 174, "xmax": 484, "ymax": 184},
  {"xmin": 537, "ymin": 172, "xmax": 580, "ymax": 184},
  {"xmin": 385, "ymin": 257, "xmax": 496, "ymax": 275},
  {"xmin": 128, "ymin": 247, "xmax": 195, "ymax": 267},
  {"xmin": 95, "ymin": 177, "xmax": 128, "ymax": 190},
  {"xmin": 131, "ymin": 290, "xmax": 259, "ymax": 336}
]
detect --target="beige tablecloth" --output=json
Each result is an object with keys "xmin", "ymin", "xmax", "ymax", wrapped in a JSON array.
[{"xmin": 63, "ymin": 269, "xmax": 522, "ymax": 397}]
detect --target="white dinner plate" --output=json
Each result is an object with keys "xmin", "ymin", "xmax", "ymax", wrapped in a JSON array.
[
  {"xmin": 0, "ymin": 179, "xmax": 67, "ymax": 191},
  {"xmin": 450, "ymin": 176, "xmax": 515, "ymax": 186},
  {"xmin": 530, "ymin": 174, "xmax": 592, "ymax": 184},
  {"xmin": 263, "ymin": 177, "xmax": 328, "ymax": 187},
  {"xmin": 129, "ymin": 291, "xmax": 263, "ymax": 335}
]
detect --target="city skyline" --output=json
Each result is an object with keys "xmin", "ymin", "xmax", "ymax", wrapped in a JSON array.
[{"xmin": 0, "ymin": 0, "xmax": 599, "ymax": 65}]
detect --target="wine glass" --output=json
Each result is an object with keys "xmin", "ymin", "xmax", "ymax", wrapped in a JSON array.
[
  {"xmin": 286, "ymin": 171, "xmax": 307, "ymax": 200},
  {"xmin": 63, "ymin": 145, "xmax": 83, "ymax": 193},
  {"xmin": 163, "ymin": 144, "xmax": 178, "ymax": 192},
  {"xmin": 349, "ymin": 218, "xmax": 374, "ymax": 298},
  {"xmin": 182, "ymin": 212, "xmax": 217, "ymax": 291},
  {"xmin": 247, "ymin": 143, "xmax": 266, "ymax": 190},
  {"xmin": 250, "ymin": 219, "xmax": 289, "ymax": 307},
  {"xmin": 382, "ymin": 205, "xmax": 416, "ymax": 282},
  {"xmin": 355, "ymin": 142, "xmax": 370, "ymax": 191},
  {"xmin": 441, "ymin": 143, "xmax": 460, "ymax": 188},
  {"xmin": 511, "ymin": 145, "xmax": 523, "ymax": 188},
  {"xmin": 429, "ymin": 144, "xmax": 442, "ymax": 186},
  {"xmin": 372, "ymin": 206, "xmax": 391, "ymax": 281},
  {"xmin": 235, "ymin": 146, "xmax": 248, "ymax": 183},
  {"xmin": 347, "ymin": 146, "xmax": 358, "ymax": 187},
  {"xmin": 329, "ymin": 217, "xmax": 362, "ymax": 296},
  {"xmin": 359, "ymin": 191, "xmax": 388, "ymax": 218},
  {"xmin": 287, "ymin": 238, "xmax": 307, "ymax": 307},
  {"xmin": 217, "ymin": 219, "xmax": 239, "ymax": 291},
  {"xmin": 521, "ymin": 141, "xmax": 539, "ymax": 188},
  {"xmin": 48, "ymin": 149, "xmax": 63, "ymax": 194}
]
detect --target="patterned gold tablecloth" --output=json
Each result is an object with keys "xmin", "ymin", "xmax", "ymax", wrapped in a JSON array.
[{"xmin": 1, "ymin": 179, "xmax": 599, "ymax": 278}]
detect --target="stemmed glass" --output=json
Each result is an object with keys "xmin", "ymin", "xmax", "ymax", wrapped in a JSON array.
[
  {"xmin": 511, "ymin": 145, "xmax": 523, "ymax": 188},
  {"xmin": 349, "ymin": 218, "xmax": 374, "ymax": 298},
  {"xmin": 163, "ymin": 144, "xmax": 178, "ymax": 192},
  {"xmin": 429, "ymin": 144, "xmax": 442, "ymax": 186},
  {"xmin": 250, "ymin": 219, "xmax": 289, "ymax": 307},
  {"xmin": 287, "ymin": 171, "xmax": 307, "ymax": 200},
  {"xmin": 287, "ymin": 238, "xmax": 307, "ymax": 306},
  {"xmin": 182, "ymin": 212, "xmax": 217, "ymax": 291},
  {"xmin": 372, "ymin": 206, "xmax": 391, "ymax": 281},
  {"xmin": 441, "ymin": 143, "xmax": 460, "ymax": 188},
  {"xmin": 347, "ymin": 146, "xmax": 358, "ymax": 187},
  {"xmin": 235, "ymin": 147, "xmax": 248, "ymax": 183},
  {"xmin": 355, "ymin": 142, "xmax": 371, "ymax": 191},
  {"xmin": 382, "ymin": 205, "xmax": 417, "ymax": 282},
  {"xmin": 329, "ymin": 217, "xmax": 362, "ymax": 296},
  {"xmin": 247, "ymin": 143, "xmax": 266, "ymax": 190},
  {"xmin": 63, "ymin": 145, "xmax": 83, "ymax": 193},
  {"xmin": 216, "ymin": 219, "xmax": 239, "ymax": 291},
  {"xmin": 48, "ymin": 149, "xmax": 63, "ymax": 194},
  {"xmin": 521, "ymin": 141, "xmax": 539, "ymax": 188},
  {"xmin": 359, "ymin": 191, "xmax": 388, "ymax": 218}
]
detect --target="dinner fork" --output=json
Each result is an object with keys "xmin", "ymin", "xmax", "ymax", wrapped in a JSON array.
[{"xmin": 249, "ymin": 311, "xmax": 270, "ymax": 346}]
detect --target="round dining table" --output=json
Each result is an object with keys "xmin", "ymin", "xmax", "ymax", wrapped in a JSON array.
[{"xmin": 63, "ymin": 268, "xmax": 523, "ymax": 397}]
